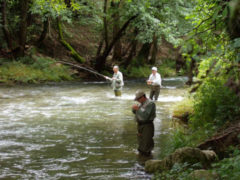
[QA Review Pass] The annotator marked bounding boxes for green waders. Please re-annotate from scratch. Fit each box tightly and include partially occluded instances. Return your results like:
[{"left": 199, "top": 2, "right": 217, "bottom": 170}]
[
  {"left": 150, "top": 85, "right": 160, "bottom": 101},
  {"left": 114, "top": 90, "right": 122, "bottom": 97},
  {"left": 137, "top": 122, "right": 154, "bottom": 155}
]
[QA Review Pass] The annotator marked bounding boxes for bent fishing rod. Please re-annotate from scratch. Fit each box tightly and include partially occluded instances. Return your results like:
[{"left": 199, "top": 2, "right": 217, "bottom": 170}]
[{"left": 58, "top": 61, "right": 111, "bottom": 80}]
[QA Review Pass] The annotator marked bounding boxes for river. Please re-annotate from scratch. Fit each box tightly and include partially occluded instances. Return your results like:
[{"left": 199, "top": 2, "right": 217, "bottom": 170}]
[{"left": 0, "top": 77, "right": 187, "bottom": 179}]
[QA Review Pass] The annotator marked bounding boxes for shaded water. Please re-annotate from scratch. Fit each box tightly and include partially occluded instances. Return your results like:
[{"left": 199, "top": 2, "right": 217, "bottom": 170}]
[{"left": 0, "top": 77, "right": 187, "bottom": 179}]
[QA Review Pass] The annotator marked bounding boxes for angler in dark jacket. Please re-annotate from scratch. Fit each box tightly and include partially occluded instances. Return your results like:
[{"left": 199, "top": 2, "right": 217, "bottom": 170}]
[{"left": 132, "top": 90, "right": 156, "bottom": 156}]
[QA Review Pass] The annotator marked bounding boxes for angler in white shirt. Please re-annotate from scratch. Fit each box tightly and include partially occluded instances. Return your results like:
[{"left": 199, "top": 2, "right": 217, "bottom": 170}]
[{"left": 147, "top": 67, "right": 162, "bottom": 101}]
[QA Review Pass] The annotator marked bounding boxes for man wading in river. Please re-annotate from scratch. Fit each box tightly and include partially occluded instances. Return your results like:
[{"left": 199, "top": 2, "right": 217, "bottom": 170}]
[
  {"left": 147, "top": 67, "right": 162, "bottom": 101},
  {"left": 105, "top": 65, "right": 124, "bottom": 96},
  {"left": 132, "top": 90, "right": 156, "bottom": 156}
]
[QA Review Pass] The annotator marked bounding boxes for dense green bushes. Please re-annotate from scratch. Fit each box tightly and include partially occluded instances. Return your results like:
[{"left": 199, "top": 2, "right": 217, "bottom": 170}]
[
  {"left": 212, "top": 149, "right": 240, "bottom": 179},
  {"left": 0, "top": 57, "right": 73, "bottom": 84},
  {"left": 191, "top": 78, "right": 240, "bottom": 129},
  {"left": 172, "top": 77, "right": 240, "bottom": 149}
]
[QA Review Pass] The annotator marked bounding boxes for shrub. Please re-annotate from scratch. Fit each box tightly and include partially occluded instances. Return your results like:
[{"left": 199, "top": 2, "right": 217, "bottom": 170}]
[
  {"left": 212, "top": 149, "right": 240, "bottom": 180},
  {"left": 190, "top": 78, "right": 240, "bottom": 129},
  {"left": 171, "top": 77, "right": 240, "bottom": 152}
]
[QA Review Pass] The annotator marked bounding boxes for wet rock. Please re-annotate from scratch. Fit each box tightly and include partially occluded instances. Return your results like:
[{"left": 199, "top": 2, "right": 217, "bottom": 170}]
[
  {"left": 202, "top": 150, "right": 217, "bottom": 162},
  {"left": 188, "top": 169, "right": 219, "bottom": 180},
  {"left": 145, "top": 160, "right": 165, "bottom": 173},
  {"left": 145, "top": 147, "right": 217, "bottom": 173}
]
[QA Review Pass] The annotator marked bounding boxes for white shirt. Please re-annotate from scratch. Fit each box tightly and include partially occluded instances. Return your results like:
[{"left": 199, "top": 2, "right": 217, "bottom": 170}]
[{"left": 148, "top": 72, "right": 162, "bottom": 86}]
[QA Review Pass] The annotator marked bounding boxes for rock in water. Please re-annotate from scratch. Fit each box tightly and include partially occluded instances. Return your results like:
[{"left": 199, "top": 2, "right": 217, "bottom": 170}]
[{"left": 145, "top": 147, "right": 217, "bottom": 173}]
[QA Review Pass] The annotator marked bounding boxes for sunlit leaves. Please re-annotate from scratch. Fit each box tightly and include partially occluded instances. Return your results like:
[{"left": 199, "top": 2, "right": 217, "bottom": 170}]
[
  {"left": 233, "top": 38, "right": 240, "bottom": 48},
  {"left": 126, "top": 0, "right": 194, "bottom": 45},
  {"left": 30, "top": 0, "right": 84, "bottom": 22}
]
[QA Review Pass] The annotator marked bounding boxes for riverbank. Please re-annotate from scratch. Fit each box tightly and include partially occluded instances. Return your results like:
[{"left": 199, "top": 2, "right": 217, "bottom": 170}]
[
  {"left": 0, "top": 55, "right": 183, "bottom": 85},
  {"left": 0, "top": 56, "right": 74, "bottom": 84},
  {"left": 149, "top": 120, "right": 240, "bottom": 180},
  {"left": 147, "top": 77, "right": 240, "bottom": 179}
]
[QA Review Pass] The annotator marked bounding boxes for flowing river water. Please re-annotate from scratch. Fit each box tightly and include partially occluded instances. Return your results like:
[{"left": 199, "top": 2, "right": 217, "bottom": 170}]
[{"left": 0, "top": 77, "right": 187, "bottom": 180}]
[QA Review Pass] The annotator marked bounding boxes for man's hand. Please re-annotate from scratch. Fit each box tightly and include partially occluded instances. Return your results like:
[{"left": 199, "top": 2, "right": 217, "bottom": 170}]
[
  {"left": 147, "top": 80, "right": 152, "bottom": 85},
  {"left": 132, "top": 104, "right": 139, "bottom": 111},
  {"left": 105, "top": 76, "right": 112, "bottom": 80}
]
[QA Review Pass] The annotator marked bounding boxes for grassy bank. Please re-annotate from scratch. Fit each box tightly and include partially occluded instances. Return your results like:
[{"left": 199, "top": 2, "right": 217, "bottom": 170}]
[
  {"left": 154, "top": 75, "right": 240, "bottom": 179},
  {"left": 0, "top": 57, "right": 73, "bottom": 84},
  {"left": 172, "top": 78, "right": 240, "bottom": 149}
]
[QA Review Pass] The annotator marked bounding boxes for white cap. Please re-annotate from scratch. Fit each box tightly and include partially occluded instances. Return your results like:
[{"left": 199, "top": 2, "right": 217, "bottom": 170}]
[
  {"left": 113, "top": 65, "right": 119, "bottom": 69},
  {"left": 152, "top": 67, "right": 157, "bottom": 71}
]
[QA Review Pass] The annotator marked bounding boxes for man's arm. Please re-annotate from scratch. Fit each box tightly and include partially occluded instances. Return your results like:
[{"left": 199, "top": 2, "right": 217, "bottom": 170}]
[
  {"left": 105, "top": 76, "right": 113, "bottom": 81},
  {"left": 147, "top": 74, "right": 152, "bottom": 85},
  {"left": 159, "top": 73, "right": 162, "bottom": 86},
  {"left": 132, "top": 104, "right": 139, "bottom": 114}
]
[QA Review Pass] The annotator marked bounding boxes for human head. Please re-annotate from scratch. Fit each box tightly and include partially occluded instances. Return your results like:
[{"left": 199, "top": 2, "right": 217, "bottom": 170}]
[
  {"left": 134, "top": 90, "right": 147, "bottom": 103},
  {"left": 113, "top": 65, "right": 119, "bottom": 73},
  {"left": 152, "top": 67, "right": 157, "bottom": 75}
]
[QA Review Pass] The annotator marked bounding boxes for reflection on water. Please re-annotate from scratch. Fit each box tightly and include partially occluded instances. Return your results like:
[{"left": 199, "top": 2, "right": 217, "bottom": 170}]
[{"left": 0, "top": 77, "right": 187, "bottom": 179}]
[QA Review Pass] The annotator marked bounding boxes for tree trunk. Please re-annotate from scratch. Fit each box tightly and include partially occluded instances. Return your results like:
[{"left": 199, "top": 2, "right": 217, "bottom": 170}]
[
  {"left": 0, "top": 0, "right": 13, "bottom": 51},
  {"left": 96, "top": 36, "right": 104, "bottom": 57},
  {"left": 124, "top": 29, "right": 138, "bottom": 68},
  {"left": 18, "top": 0, "right": 29, "bottom": 57},
  {"left": 149, "top": 34, "right": 158, "bottom": 65},
  {"left": 124, "top": 40, "right": 138, "bottom": 68},
  {"left": 57, "top": 18, "right": 85, "bottom": 63},
  {"left": 103, "top": 0, "right": 109, "bottom": 49},
  {"left": 136, "top": 43, "right": 152, "bottom": 66},
  {"left": 37, "top": 17, "right": 50, "bottom": 45},
  {"left": 176, "top": 52, "right": 186, "bottom": 73},
  {"left": 111, "top": 1, "right": 122, "bottom": 61},
  {"left": 95, "top": 15, "right": 138, "bottom": 71},
  {"left": 186, "top": 58, "right": 196, "bottom": 85}
]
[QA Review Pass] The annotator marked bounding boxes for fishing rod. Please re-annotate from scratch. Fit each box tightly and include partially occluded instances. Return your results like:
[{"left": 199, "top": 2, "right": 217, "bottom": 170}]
[{"left": 58, "top": 61, "right": 111, "bottom": 80}]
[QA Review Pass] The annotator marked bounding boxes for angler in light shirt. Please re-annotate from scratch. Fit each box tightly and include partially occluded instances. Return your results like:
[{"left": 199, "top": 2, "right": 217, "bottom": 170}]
[
  {"left": 147, "top": 67, "right": 162, "bottom": 101},
  {"left": 105, "top": 65, "right": 124, "bottom": 96}
]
